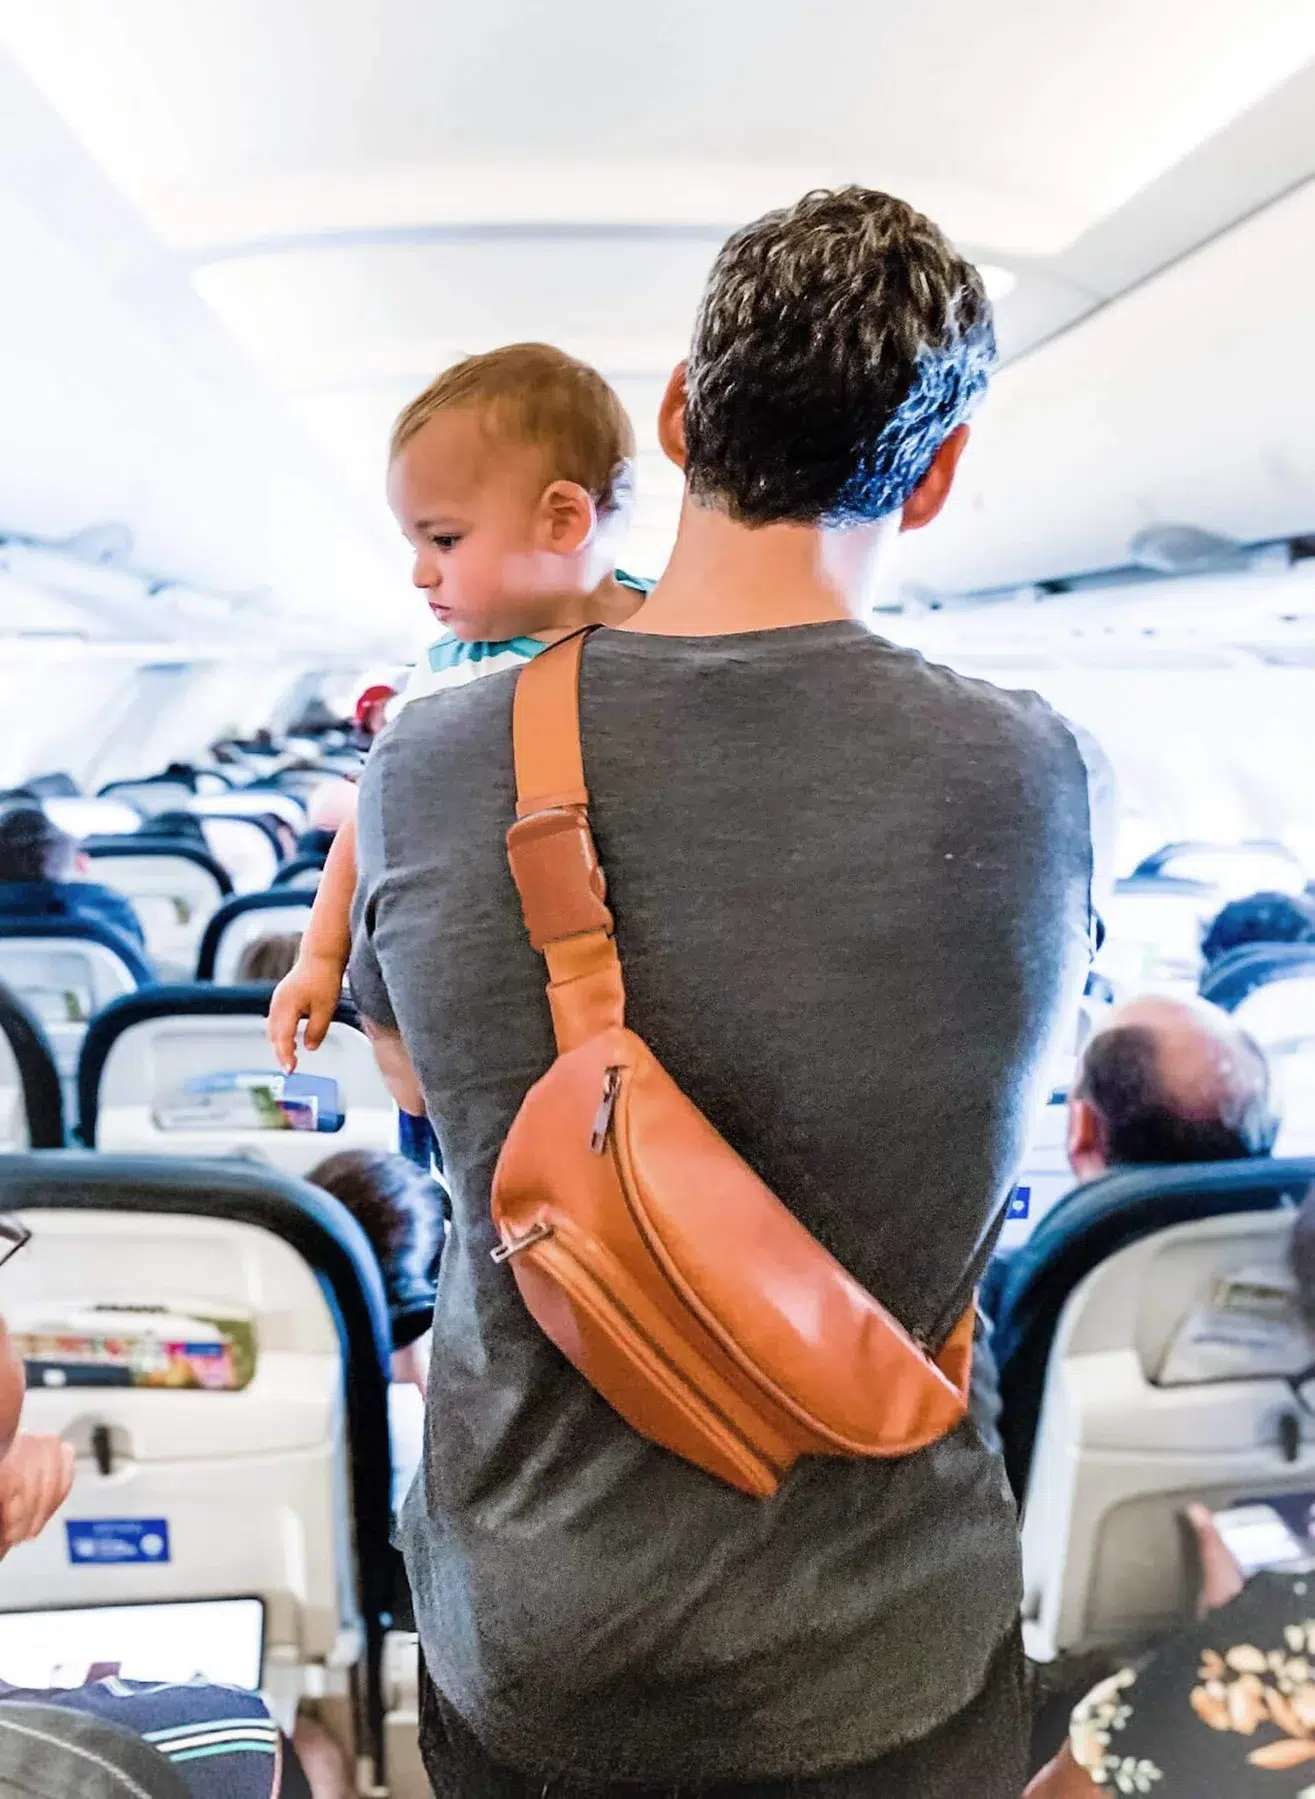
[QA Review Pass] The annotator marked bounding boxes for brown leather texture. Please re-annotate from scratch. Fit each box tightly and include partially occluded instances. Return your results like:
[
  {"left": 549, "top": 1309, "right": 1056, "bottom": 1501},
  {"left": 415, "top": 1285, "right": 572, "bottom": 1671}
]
[{"left": 492, "top": 631, "right": 974, "bottom": 1497}]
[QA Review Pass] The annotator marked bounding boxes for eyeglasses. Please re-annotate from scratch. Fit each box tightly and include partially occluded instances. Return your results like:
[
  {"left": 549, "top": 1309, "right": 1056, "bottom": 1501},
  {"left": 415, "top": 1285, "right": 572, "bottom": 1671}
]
[{"left": 0, "top": 1216, "right": 31, "bottom": 1272}]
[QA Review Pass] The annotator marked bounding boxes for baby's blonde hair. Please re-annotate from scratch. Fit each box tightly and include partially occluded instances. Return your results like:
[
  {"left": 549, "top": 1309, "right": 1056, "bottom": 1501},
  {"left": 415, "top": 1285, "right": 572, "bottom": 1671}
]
[{"left": 390, "top": 343, "right": 636, "bottom": 521}]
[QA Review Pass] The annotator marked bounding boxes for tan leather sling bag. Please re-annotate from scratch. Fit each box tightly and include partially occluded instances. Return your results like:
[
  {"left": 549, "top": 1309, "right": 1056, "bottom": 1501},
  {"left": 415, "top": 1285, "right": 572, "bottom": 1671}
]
[{"left": 491, "top": 630, "right": 974, "bottom": 1497}]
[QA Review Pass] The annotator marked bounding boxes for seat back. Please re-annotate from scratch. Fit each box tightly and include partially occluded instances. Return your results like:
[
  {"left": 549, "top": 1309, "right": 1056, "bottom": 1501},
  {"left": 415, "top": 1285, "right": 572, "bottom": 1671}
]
[
  {"left": 1095, "top": 875, "right": 1216, "bottom": 997},
  {"left": 0, "top": 982, "right": 62, "bottom": 1150},
  {"left": 79, "top": 987, "right": 396, "bottom": 1173},
  {"left": 0, "top": 925, "right": 149, "bottom": 1122},
  {"left": 98, "top": 780, "right": 196, "bottom": 815},
  {"left": 270, "top": 855, "right": 324, "bottom": 891},
  {"left": 197, "top": 892, "right": 316, "bottom": 984},
  {"left": 1201, "top": 943, "right": 1315, "bottom": 1026},
  {"left": 83, "top": 842, "right": 231, "bottom": 982},
  {"left": 1136, "top": 839, "right": 1307, "bottom": 898},
  {"left": 42, "top": 797, "right": 143, "bottom": 839},
  {"left": 191, "top": 791, "right": 307, "bottom": 833},
  {"left": 990, "top": 1157, "right": 1315, "bottom": 1662},
  {"left": 0, "top": 1151, "right": 393, "bottom": 1781},
  {"left": 192, "top": 817, "right": 282, "bottom": 895}
]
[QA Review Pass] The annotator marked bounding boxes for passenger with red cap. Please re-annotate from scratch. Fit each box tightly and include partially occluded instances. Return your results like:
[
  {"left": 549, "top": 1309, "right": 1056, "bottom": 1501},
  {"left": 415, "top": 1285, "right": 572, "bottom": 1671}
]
[{"left": 353, "top": 684, "right": 396, "bottom": 745}]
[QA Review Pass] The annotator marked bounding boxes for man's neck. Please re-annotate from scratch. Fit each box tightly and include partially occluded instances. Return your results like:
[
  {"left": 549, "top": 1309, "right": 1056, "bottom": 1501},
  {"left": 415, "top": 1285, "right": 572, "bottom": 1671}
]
[
  {"left": 530, "top": 569, "right": 643, "bottom": 642},
  {"left": 618, "top": 495, "right": 889, "bottom": 637}
]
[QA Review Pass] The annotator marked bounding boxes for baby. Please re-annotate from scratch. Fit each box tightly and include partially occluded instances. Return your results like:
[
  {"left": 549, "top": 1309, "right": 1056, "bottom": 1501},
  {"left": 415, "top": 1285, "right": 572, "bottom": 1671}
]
[{"left": 268, "top": 343, "right": 647, "bottom": 1072}]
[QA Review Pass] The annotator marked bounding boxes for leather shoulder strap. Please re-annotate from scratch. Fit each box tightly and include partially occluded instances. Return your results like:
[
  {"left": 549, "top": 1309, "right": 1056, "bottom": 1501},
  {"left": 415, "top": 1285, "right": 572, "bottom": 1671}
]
[
  {"left": 513, "top": 629, "right": 591, "bottom": 818},
  {"left": 507, "top": 630, "right": 624, "bottom": 1050}
]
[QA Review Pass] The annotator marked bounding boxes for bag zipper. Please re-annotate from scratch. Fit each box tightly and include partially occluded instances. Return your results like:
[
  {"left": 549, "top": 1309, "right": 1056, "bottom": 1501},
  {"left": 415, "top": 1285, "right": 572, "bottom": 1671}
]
[{"left": 590, "top": 1066, "right": 622, "bottom": 1154}]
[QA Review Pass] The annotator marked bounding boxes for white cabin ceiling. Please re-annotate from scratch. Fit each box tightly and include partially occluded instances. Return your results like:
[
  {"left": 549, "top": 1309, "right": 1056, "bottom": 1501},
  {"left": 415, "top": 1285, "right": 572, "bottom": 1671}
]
[{"left": 1, "top": 0, "right": 1314, "bottom": 610}]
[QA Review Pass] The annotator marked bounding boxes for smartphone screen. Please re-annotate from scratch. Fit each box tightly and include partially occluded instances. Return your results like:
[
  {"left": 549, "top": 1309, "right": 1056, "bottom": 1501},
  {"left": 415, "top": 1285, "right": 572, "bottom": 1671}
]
[{"left": 1211, "top": 1503, "right": 1312, "bottom": 1578}]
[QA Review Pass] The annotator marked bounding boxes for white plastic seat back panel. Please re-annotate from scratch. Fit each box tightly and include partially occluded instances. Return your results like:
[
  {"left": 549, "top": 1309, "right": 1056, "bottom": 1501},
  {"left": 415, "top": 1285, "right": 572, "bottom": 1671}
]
[
  {"left": 1154, "top": 848, "right": 1306, "bottom": 897},
  {"left": 191, "top": 792, "right": 306, "bottom": 832},
  {"left": 1021, "top": 1211, "right": 1315, "bottom": 1662},
  {"left": 0, "top": 1210, "right": 353, "bottom": 1663},
  {"left": 44, "top": 798, "right": 143, "bottom": 839},
  {"left": 1095, "top": 888, "right": 1212, "bottom": 998},
  {"left": 213, "top": 904, "right": 314, "bottom": 986},
  {"left": 89, "top": 855, "right": 225, "bottom": 981},
  {"left": 0, "top": 1027, "right": 25, "bottom": 1152},
  {"left": 1234, "top": 979, "right": 1315, "bottom": 1056},
  {"left": 198, "top": 820, "right": 280, "bottom": 895},
  {"left": 1272, "top": 1052, "right": 1315, "bottom": 1160},
  {"left": 94, "top": 1015, "right": 396, "bottom": 1174},
  {"left": 0, "top": 940, "right": 139, "bottom": 1117}
]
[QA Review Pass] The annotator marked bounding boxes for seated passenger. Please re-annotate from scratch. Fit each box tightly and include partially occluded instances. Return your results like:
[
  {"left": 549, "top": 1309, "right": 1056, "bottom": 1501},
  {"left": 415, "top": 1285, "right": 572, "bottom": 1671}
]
[
  {"left": 1067, "top": 994, "right": 1278, "bottom": 1178},
  {"left": 294, "top": 777, "right": 357, "bottom": 866},
  {"left": 980, "top": 996, "right": 1276, "bottom": 1329},
  {"left": 237, "top": 932, "right": 305, "bottom": 985},
  {"left": 1201, "top": 888, "right": 1315, "bottom": 971},
  {"left": 307, "top": 1149, "right": 442, "bottom": 1522},
  {"left": 0, "top": 806, "right": 146, "bottom": 952},
  {"left": 306, "top": 1148, "right": 442, "bottom": 1391},
  {"left": 1028, "top": 1187, "right": 1315, "bottom": 1796}
]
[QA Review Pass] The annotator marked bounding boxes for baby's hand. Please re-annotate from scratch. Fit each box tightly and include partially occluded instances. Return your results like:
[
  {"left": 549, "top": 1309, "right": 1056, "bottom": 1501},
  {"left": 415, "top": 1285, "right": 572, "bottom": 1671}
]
[
  {"left": 0, "top": 1433, "right": 75, "bottom": 1557},
  {"left": 268, "top": 953, "right": 345, "bottom": 1073}
]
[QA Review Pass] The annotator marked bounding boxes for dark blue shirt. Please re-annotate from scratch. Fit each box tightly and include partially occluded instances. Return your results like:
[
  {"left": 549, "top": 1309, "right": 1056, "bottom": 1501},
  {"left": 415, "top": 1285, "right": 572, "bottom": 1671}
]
[{"left": 0, "top": 880, "right": 147, "bottom": 951}]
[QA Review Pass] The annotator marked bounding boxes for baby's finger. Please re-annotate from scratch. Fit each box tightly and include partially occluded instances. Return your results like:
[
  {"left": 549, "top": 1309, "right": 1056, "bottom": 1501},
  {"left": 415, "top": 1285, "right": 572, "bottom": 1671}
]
[
  {"left": 303, "top": 997, "right": 335, "bottom": 1055},
  {"left": 267, "top": 986, "right": 301, "bottom": 1074}
]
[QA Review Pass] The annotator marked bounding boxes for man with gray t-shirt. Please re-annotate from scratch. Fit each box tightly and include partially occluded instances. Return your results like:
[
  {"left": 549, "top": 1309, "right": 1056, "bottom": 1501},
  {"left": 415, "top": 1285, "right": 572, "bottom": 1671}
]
[{"left": 350, "top": 188, "right": 1101, "bottom": 1797}]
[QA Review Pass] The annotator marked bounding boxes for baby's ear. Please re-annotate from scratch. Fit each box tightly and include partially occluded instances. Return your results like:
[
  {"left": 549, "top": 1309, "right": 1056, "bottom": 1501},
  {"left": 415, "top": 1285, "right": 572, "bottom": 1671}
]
[{"left": 540, "top": 480, "right": 597, "bottom": 553}]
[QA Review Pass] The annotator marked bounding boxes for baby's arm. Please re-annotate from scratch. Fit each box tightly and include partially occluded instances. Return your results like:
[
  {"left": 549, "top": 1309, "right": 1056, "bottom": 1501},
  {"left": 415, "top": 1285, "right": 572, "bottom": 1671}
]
[{"left": 268, "top": 817, "right": 358, "bottom": 1072}]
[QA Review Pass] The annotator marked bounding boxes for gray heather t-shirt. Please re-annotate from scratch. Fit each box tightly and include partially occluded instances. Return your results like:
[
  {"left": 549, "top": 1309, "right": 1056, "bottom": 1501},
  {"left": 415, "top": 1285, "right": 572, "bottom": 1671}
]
[{"left": 349, "top": 620, "right": 1095, "bottom": 1784}]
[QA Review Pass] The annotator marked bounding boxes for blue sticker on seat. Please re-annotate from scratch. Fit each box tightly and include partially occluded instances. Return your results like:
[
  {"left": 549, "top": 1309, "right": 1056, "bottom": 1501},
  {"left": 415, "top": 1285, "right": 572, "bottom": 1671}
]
[
  {"left": 66, "top": 1518, "right": 170, "bottom": 1565},
  {"left": 1007, "top": 1186, "right": 1031, "bottom": 1220}
]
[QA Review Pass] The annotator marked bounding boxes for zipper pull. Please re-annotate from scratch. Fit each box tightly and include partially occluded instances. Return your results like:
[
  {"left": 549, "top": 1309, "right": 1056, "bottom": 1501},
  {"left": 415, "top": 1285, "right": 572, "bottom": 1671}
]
[{"left": 590, "top": 1067, "right": 622, "bottom": 1154}]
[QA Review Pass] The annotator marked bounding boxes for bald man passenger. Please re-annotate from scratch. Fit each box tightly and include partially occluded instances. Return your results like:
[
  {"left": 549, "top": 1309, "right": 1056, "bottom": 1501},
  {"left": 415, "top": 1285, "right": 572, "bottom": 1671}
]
[{"left": 1067, "top": 995, "right": 1279, "bottom": 1178}]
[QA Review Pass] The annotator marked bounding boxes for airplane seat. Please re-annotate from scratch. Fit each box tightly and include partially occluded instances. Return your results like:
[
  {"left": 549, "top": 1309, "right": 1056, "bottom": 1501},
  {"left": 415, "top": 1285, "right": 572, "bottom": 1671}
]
[
  {"left": 82, "top": 839, "right": 232, "bottom": 983},
  {"left": 1200, "top": 942, "right": 1315, "bottom": 1021},
  {"left": 78, "top": 986, "right": 396, "bottom": 1172},
  {"left": 98, "top": 779, "right": 197, "bottom": 817},
  {"left": 270, "top": 854, "right": 326, "bottom": 891},
  {"left": 0, "top": 981, "right": 63, "bottom": 1150},
  {"left": 197, "top": 892, "right": 316, "bottom": 983},
  {"left": 1095, "top": 874, "right": 1217, "bottom": 998},
  {"left": 246, "top": 770, "right": 338, "bottom": 809},
  {"left": 990, "top": 1156, "right": 1315, "bottom": 1664},
  {"left": 190, "top": 815, "right": 282, "bottom": 895},
  {"left": 42, "top": 797, "right": 144, "bottom": 840},
  {"left": 20, "top": 773, "right": 81, "bottom": 799},
  {"left": 0, "top": 1150, "right": 398, "bottom": 1791},
  {"left": 1136, "top": 839, "right": 1307, "bottom": 899},
  {"left": 0, "top": 921, "right": 152, "bottom": 1124},
  {"left": 190, "top": 790, "right": 308, "bottom": 835}
]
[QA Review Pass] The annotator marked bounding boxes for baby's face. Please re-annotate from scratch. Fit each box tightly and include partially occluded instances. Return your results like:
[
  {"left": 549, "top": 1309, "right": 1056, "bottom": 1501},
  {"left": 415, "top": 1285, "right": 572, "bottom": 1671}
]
[{"left": 388, "top": 409, "right": 565, "bottom": 643}]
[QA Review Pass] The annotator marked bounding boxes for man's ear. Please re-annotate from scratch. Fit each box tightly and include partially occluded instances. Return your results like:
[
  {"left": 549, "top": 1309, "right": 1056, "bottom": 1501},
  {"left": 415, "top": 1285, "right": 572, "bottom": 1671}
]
[
  {"left": 75, "top": 850, "right": 90, "bottom": 877},
  {"left": 1066, "top": 1096, "right": 1105, "bottom": 1179},
  {"left": 657, "top": 362, "right": 688, "bottom": 472},
  {"left": 900, "top": 424, "right": 970, "bottom": 532},
  {"left": 538, "top": 480, "right": 596, "bottom": 553}
]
